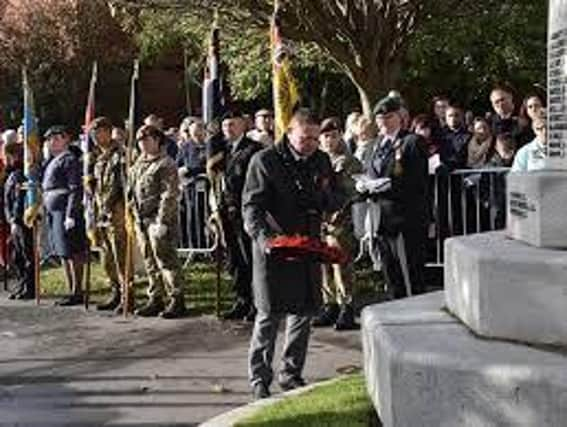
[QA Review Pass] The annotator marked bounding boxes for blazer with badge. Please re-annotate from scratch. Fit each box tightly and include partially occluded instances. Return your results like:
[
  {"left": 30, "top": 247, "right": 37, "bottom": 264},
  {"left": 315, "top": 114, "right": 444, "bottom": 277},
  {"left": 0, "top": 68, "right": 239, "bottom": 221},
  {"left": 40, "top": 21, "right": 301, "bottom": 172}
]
[
  {"left": 367, "top": 129, "right": 429, "bottom": 234},
  {"left": 242, "top": 138, "right": 345, "bottom": 315}
]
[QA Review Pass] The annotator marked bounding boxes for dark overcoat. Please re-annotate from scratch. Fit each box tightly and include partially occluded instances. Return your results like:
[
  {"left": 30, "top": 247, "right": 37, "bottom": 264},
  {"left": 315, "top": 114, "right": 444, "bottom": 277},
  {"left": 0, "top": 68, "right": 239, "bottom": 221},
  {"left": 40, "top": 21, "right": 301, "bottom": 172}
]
[
  {"left": 242, "top": 138, "right": 344, "bottom": 315},
  {"left": 367, "top": 130, "right": 429, "bottom": 235}
]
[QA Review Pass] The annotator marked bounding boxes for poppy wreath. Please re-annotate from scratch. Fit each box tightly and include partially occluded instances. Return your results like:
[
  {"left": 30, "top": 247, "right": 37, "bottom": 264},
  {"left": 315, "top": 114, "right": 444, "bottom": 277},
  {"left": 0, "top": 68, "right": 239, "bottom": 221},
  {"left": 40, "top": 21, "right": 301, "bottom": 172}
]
[{"left": 266, "top": 235, "right": 349, "bottom": 265}]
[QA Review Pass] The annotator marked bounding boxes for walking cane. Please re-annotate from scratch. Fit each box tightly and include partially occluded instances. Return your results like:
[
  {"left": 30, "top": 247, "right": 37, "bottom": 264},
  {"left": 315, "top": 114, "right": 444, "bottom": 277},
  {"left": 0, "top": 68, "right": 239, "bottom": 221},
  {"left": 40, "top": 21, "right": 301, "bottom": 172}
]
[
  {"left": 34, "top": 221, "right": 41, "bottom": 305},
  {"left": 84, "top": 244, "right": 91, "bottom": 310},
  {"left": 3, "top": 226, "right": 8, "bottom": 292},
  {"left": 215, "top": 231, "right": 222, "bottom": 319}
]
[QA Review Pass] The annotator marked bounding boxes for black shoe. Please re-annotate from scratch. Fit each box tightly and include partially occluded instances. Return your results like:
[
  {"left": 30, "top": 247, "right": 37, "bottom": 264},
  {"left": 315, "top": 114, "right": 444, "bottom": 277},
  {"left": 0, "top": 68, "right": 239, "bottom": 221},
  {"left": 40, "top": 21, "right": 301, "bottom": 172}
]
[
  {"left": 223, "top": 301, "right": 250, "bottom": 320},
  {"left": 160, "top": 296, "right": 187, "bottom": 319},
  {"left": 55, "top": 294, "right": 84, "bottom": 306},
  {"left": 252, "top": 382, "right": 271, "bottom": 400},
  {"left": 244, "top": 306, "right": 257, "bottom": 322},
  {"left": 135, "top": 299, "right": 165, "bottom": 317},
  {"left": 334, "top": 304, "right": 357, "bottom": 331},
  {"left": 278, "top": 376, "right": 306, "bottom": 392},
  {"left": 311, "top": 304, "right": 339, "bottom": 327},
  {"left": 97, "top": 290, "right": 121, "bottom": 311},
  {"left": 8, "top": 289, "right": 24, "bottom": 300},
  {"left": 15, "top": 290, "right": 35, "bottom": 300}
]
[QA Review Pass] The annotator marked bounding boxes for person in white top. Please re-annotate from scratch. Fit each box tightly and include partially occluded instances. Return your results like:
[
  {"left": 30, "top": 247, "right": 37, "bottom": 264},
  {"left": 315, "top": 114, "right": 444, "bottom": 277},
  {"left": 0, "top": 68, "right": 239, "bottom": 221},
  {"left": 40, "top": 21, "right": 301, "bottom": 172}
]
[{"left": 511, "top": 117, "right": 547, "bottom": 172}]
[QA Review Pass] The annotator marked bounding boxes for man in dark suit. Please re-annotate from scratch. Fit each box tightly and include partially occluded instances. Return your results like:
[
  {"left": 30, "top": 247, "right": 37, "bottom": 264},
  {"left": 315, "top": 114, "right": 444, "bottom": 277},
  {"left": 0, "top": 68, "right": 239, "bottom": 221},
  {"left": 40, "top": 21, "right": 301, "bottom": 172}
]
[
  {"left": 242, "top": 108, "right": 344, "bottom": 400},
  {"left": 214, "top": 110, "right": 263, "bottom": 320},
  {"left": 367, "top": 96, "right": 429, "bottom": 299}
]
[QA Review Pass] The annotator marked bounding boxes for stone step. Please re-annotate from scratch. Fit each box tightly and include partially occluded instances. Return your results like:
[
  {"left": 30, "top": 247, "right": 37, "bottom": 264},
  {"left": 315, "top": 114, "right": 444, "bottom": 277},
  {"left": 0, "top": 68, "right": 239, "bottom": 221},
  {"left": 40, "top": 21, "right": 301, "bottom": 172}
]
[
  {"left": 361, "top": 292, "right": 567, "bottom": 427},
  {"left": 445, "top": 231, "right": 567, "bottom": 346}
]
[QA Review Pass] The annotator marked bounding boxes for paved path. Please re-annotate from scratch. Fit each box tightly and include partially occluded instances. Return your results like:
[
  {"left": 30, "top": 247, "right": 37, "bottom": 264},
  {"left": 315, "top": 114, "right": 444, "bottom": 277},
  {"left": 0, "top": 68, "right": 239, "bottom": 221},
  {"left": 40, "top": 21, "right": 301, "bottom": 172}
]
[{"left": 0, "top": 297, "right": 362, "bottom": 426}]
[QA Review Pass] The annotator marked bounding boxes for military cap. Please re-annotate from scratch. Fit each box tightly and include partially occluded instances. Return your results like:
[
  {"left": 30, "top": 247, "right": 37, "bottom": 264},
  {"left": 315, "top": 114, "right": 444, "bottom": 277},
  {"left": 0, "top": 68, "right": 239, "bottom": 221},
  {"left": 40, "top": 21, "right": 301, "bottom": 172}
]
[
  {"left": 255, "top": 109, "right": 273, "bottom": 118},
  {"left": 43, "top": 125, "right": 70, "bottom": 139},
  {"left": 222, "top": 109, "right": 244, "bottom": 121},
  {"left": 91, "top": 116, "right": 113, "bottom": 131},
  {"left": 373, "top": 96, "right": 402, "bottom": 116},
  {"left": 320, "top": 117, "right": 342, "bottom": 134}
]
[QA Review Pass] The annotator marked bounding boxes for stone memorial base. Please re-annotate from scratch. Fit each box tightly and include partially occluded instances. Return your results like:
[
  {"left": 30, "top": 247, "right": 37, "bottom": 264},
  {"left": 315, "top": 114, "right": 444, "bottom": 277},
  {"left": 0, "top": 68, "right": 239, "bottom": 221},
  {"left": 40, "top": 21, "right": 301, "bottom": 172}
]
[
  {"left": 445, "top": 232, "right": 567, "bottom": 347},
  {"left": 507, "top": 171, "right": 567, "bottom": 249},
  {"left": 361, "top": 292, "right": 567, "bottom": 427}
]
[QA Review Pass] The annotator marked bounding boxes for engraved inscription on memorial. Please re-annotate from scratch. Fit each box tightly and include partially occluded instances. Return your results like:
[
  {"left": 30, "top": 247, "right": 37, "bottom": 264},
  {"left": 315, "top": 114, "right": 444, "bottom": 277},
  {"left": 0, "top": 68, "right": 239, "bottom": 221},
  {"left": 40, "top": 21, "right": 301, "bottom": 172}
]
[
  {"left": 509, "top": 192, "right": 537, "bottom": 219},
  {"left": 548, "top": 0, "right": 567, "bottom": 160}
]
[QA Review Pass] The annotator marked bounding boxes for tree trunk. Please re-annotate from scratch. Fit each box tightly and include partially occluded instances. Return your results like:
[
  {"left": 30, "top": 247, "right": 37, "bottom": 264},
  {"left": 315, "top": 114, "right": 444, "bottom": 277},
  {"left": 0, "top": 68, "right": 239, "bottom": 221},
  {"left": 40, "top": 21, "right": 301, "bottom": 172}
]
[{"left": 347, "top": 60, "right": 402, "bottom": 117}]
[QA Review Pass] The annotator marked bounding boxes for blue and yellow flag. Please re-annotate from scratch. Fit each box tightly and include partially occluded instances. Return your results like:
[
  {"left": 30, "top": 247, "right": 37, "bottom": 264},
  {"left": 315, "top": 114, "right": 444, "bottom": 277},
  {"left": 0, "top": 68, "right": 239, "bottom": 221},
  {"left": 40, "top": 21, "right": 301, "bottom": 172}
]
[
  {"left": 22, "top": 69, "right": 41, "bottom": 228},
  {"left": 271, "top": 2, "right": 300, "bottom": 141}
]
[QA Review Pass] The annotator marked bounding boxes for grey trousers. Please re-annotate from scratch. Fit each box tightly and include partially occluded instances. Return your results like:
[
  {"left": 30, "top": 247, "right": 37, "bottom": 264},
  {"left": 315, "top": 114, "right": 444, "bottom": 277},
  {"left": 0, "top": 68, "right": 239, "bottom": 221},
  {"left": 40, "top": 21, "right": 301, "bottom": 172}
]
[{"left": 248, "top": 310, "right": 311, "bottom": 387}]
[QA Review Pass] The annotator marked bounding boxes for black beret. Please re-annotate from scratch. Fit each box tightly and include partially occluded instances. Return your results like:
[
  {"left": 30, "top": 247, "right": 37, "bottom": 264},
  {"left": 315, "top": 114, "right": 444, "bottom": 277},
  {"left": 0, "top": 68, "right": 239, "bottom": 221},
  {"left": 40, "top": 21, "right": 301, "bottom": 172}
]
[
  {"left": 43, "top": 125, "right": 70, "bottom": 139},
  {"left": 91, "top": 116, "right": 113, "bottom": 131},
  {"left": 373, "top": 96, "right": 402, "bottom": 116},
  {"left": 222, "top": 109, "right": 244, "bottom": 121},
  {"left": 320, "top": 117, "right": 342, "bottom": 134}
]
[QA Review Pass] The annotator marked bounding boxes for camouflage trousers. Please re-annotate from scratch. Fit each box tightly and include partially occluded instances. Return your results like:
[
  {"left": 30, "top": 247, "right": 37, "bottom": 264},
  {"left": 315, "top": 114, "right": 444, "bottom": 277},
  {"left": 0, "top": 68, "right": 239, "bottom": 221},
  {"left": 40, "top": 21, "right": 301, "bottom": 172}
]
[
  {"left": 321, "top": 229, "right": 355, "bottom": 306},
  {"left": 98, "top": 211, "right": 128, "bottom": 294},
  {"left": 135, "top": 221, "right": 182, "bottom": 300}
]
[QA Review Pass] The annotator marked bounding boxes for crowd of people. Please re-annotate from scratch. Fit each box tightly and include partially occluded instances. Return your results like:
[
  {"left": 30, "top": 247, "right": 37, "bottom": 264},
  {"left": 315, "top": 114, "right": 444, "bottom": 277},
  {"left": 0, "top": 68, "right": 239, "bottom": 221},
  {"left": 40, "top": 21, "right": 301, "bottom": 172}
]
[{"left": 0, "top": 83, "right": 549, "bottom": 399}]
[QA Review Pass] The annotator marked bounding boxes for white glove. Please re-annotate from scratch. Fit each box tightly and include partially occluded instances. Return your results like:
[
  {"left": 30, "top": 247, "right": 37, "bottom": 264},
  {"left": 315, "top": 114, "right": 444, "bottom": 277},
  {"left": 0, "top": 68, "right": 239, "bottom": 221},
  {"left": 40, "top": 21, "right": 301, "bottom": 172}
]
[
  {"left": 355, "top": 180, "right": 368, "bottom": 193},
  {"left": 64, "top": 217, "right": 76, "bottom": 231},
  {"left": 149, "top": 223, "right": 168, "bottom": 239},
  {"left": 10, "top": 223, "right": 20, "bottom": 237}
]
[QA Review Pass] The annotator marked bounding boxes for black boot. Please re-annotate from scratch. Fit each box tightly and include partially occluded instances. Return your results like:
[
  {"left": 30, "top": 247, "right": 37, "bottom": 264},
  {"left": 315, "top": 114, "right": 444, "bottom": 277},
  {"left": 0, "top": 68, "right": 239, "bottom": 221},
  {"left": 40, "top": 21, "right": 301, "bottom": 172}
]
[
  {"left": 135, "top": 298, "right": 165, "bottom": 317},
  {"left": 334, "top": 304, "right": 357, "bottom": 331},
  {"left": 160, "top": 296, "right": 187, "bottom": 319},
  {"left": 223, "top": 300, "right": 250, "bottom": 320},
  {"left": 97, "top": 285, "right": 121, "bottom": 311},
  {"left": 311, "top": 304, "right": 339, "bottom": 327}
]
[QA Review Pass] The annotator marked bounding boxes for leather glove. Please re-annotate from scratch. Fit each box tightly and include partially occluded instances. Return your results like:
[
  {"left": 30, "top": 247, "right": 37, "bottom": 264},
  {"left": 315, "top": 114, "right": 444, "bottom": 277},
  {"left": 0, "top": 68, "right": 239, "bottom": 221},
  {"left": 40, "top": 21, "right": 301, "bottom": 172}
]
[
  {"left": 149, "top": 223, "right": 168, "bottom": 239},
  {"left": 64, "top": 217, "right": 76, "bottom": 231}
]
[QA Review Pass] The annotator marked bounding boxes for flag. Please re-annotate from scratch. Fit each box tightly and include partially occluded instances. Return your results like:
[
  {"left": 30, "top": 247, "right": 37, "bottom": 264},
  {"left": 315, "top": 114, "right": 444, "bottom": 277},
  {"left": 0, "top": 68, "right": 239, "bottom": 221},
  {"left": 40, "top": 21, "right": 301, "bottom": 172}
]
[
  {"left": 203, "top": 13, "right": 226, "bottom": 199},
  {"left": 83, "top": 61, "right": 98, "bottom": 246},
  {"left": 125, "top": 59, "right": 140, "bottom": 238},
  {"left": 202, "top": 14, "right": 225, "bottom": 126},
  {"left": 271, "top": 3, "right": 300, "bottom": 141},
  {"left": 22, "top": 69, "right": 41, "bottom": 228}
]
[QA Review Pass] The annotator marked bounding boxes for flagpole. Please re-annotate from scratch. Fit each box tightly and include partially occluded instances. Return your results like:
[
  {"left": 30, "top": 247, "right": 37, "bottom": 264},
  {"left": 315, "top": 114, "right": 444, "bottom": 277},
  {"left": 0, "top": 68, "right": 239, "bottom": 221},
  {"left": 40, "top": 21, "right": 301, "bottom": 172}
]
[
  {"left": 83, "top": 61, "right": 97, "bottom": 311},
  {"left": 34, "top": 221, "right": 41, "bottom": 305},
  {"left": 124, "top": 59, "right": 139, "bottom": 318}
]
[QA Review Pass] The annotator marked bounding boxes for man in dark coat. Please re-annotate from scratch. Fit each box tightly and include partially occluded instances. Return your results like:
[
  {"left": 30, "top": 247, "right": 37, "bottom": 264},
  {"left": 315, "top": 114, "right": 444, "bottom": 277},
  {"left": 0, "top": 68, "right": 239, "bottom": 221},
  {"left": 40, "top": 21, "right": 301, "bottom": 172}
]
[
  {"left": 367, "top": 96, "right": 429, "bottom": 299},
  {"left": 210, "top": 110, "right": 263, "bottom": 320},
  {"left": 440, "top": 105, "right": 471, "bottom": 171},
  {"left": 242, "top": 109, "right": 344, "bottom": 400}
]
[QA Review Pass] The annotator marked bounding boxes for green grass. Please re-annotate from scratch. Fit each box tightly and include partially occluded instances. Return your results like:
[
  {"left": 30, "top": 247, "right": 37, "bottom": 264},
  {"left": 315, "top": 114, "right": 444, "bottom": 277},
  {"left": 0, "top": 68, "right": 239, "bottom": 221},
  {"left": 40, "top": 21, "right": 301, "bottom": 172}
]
[
  {"left": 40, "top": 256, "right": 234, "bottom": 315},
  {"left": 235, "top": 374, "right": 377, "bottom": 427},
  {"left": 40, "top": 253, "right": 383, "bottom": 316}
]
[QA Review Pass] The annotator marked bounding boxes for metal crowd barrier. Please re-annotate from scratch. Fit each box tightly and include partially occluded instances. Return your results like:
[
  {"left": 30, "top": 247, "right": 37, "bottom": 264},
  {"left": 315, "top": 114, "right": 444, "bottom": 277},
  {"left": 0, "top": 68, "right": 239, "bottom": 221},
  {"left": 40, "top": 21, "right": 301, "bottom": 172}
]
[
  {"left": 176, "top": 168, "right": 510, "bottom": 269},
  {"left": 427, "top": 167, "right": 510, "bottom": 266},
  {"left": 177, "top": 174, "right": 218, "bottom": 265}
]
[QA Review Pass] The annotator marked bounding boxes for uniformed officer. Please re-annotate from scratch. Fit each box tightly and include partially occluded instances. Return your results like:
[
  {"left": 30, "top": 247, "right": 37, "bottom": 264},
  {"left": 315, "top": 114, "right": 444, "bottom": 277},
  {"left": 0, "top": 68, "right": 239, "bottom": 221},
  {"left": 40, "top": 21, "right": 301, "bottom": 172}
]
[
  {"left": 313, "top": 117, "right": 362, "bottom": 330},
  {"left": 213, "top": 110, "right": 263, "bottom": 321},
  {"left": 90, "top": 117, "right": 129, "bottom": 313},
  {"left": 366, "top": 96, "right": 429, "bottom": 299},
  {"left": 3, "top": 141, "right": 35, "bottom": 300},
  {"left": 242, "top": 108, "right": 344, "bottom": 400},
  {"left": 128, "top": 124, "right": 186, "bottom": 318},
  {"left": 42, "top": 125, "right": 88, "bottom": 305}
]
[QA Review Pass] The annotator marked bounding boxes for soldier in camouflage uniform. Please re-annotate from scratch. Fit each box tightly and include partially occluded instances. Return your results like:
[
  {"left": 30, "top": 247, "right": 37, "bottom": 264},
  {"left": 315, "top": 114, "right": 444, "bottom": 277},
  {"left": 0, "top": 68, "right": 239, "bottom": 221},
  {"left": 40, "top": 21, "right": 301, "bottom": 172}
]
[
  {"left": 314, "top": 118, "right": 363, "bottom": 330},
  {"left": 128, "top": 125, "right": 186, "bottom": 318},
  {"left": 90, "top": 117, "right": 129, "bottom": 313}
]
